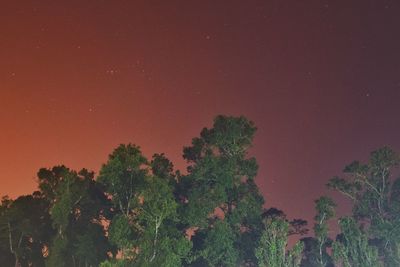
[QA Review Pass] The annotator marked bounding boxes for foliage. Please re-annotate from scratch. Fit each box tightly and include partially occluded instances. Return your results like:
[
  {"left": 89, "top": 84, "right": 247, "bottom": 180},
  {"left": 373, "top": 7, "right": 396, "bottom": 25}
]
[
  {"left": 99, "top": 144, "right": 190, "bottom": 266},
  {"left": 181, "top": 115, "right": 265, "bottom": 266},
  {"left": 41, "top": 166, "right": 112, "bottom": 267},
  {"left": 98, "top": 144, "right": 148, "bottom": 217},
  {"left": 255, "top": 215, "right": 303, "bottom": 267},
  {"left": 312, "top": 196, "right": 335, "bottom": 267},
  {"left": 4, "top": 116, "right": 400, "bottom": 267},
  {"left": 327, "top": 147, "right": 400, "bottom": 265},
  {"left": 0, "top": 193, "right": 52, "bottom": 267},
  {"left": 332, "top": 217, "right": 380, "bottom": 267}
]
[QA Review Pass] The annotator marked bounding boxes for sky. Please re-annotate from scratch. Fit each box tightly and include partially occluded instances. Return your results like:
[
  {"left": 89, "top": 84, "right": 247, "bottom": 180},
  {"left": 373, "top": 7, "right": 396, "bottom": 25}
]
[{"left": 1, "top": 0, "right": 400, "bottom": 226}]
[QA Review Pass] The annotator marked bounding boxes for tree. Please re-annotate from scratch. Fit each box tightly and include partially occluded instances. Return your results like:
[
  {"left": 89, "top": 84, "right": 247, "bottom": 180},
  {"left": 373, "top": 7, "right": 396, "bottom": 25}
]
[
  {"left": 98, "top": 144, "right": 148, "bottom": 261},
  {"left": 327, "top": 147, "right": 400, "bottom": 265},
  {"left": 332, "top": 217, "right": 379, "bottom": 267},
  {"left": 313, "top": 197, "right": 335, "bottom": 267},
  {"left": 133, "top": 175, "right": 191, "bottom": 266},
  {"left": 98, "top": 145, "right": 148, "bottom": 218},
  {"left": 200, "top": 220, "right": 238, "bottom": 267},
  {"left": 255, "top": 215, "right": 303, "bottom": 267},
  {"left": 99, "top": 144, "right": 190, "bottom": 266},
  {"left": 261, "top": 208, "right": 308, "bottom": 237},
  {"left": 41, "top": 166, "right": 112, "bottom": 267},
  {"left": 0, "top": 193, "right": 52, "bottom": 267},
  {"left": 181, "top": 115, "right": 265, "bottom": 266},
  {"left": 256, "top": 208, "right": 306, "bottom": 267}
]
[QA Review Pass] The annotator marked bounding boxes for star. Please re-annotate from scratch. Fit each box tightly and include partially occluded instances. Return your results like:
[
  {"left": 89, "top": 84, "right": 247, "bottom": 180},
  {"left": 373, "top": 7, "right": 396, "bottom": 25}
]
[{"left": 106, "top": 69, "right": 119, "bottom": 75}]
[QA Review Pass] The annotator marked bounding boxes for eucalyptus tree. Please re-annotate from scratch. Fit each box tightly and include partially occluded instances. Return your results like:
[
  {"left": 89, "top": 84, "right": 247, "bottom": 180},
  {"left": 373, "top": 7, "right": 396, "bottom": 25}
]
[
  {"left": 332, "top": 217, "right": 379, "bottom": 267},
  {"left": 313, "top": 197, "right": 335, "bottom": 267},
  {"left": 327, "top": 147, "right": 400, "bottom": 265},
  {"left": 255, "top": 209, "right": 304, "bottom": 267}
]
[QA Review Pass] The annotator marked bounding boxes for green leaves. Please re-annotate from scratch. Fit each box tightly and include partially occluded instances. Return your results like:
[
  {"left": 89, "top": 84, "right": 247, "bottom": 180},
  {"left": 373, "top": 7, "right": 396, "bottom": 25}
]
[
  {"left": 181, "top": 115, "right": 264, "bottom": 266},
  {"left": 183, "top": 115, "right": 257, "bottom": 163},
  {"left": 98, "top": 144, "right": 148, "bottom": 216},
  {"left": 315, "top": 197, "right": 336, "bottom": 223},
  {"left": 256, "top": 216, "right": 303, "bottom": 267},
  {"left": 108, "top": 215, "right": 135, "bottom": 253},
  {"left": 98, "top": 143, "right": 192, "bottom": 266},
  {"left": 312, "top": 197, "right": 336, "bottom": 267},
  {"left": 140, "top": 176, "right": 177, "bottom": 226},
  {"left": 332, "top": 217, "right": 379, "bottom": 267},
  {"left": 36, "top": 165, "right": 112, "bottom": 266},
  {"left": 204, "top": 115, "right": 257, "bottom": 158},
  {"left": 328, "top": 147, "right": 400, "bottom": 266},
  {"left": 200, "top": 221, "right": 238, "bottom": 267}
]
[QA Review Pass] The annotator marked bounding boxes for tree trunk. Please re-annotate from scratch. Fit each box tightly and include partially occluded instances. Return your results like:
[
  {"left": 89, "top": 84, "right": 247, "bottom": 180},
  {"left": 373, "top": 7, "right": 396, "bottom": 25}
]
[
  {"left": 150, "top": 217, "right": 160, "bottom": 262},
  {"left": 7, "top": 222, "right": 20, "bottom": 267}
]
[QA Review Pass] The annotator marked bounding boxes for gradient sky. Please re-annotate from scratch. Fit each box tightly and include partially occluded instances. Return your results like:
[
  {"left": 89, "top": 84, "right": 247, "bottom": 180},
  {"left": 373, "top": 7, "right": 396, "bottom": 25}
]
[{"left": 1, "top": 1, "right": 400, "bottom": 225}]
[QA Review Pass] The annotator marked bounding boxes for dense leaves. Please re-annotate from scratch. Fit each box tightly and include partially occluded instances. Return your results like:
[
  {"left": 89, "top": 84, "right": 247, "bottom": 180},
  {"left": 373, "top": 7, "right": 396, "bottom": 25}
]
[
  {"left": 332, "top": 217, "right": 379, "bottom": 267},
  {"left": 255, "top": 216, "right": 303, "bottom": 267},
  {"left": 182, "top": 115, "right": 265, "bottom": 266},
  {"left": 98, "top": 144, "right": 190, "bottom": 266},
  {"left": 328, "top": 147, "right": 400, "bottom": 266},
  {"left": 0, "top": 193, "right": 52, "bottom": 267}
]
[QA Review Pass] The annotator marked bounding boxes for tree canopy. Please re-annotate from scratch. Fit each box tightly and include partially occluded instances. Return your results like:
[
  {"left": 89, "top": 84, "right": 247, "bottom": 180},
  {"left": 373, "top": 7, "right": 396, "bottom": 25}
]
[{"left": 0, "top": 115, "right": 399, "bottom": 266}]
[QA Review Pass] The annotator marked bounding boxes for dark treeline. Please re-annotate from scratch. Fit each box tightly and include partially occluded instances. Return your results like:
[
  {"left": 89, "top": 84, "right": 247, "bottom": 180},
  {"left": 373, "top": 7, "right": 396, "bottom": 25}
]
[{"left": 1, "top": 115, "right": 399, "bottom": 267}]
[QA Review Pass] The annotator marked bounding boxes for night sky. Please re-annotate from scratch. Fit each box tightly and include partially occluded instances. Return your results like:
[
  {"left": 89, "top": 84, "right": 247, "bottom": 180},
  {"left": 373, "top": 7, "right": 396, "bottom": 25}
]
[{"left": 1, "top": 1, "right": 400, "bottom": 225}]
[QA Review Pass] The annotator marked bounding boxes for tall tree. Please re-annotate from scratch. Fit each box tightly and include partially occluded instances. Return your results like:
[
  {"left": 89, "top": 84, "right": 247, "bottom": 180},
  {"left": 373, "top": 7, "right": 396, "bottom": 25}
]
[
  {"left": 327, "top": 147, "right": 400, "bottom": 265},
  {"left": 181, "top": 115, "right": 264, "bottom": 266},
  {"left": 313, "top": 197, "right": 335, "bottom": 267},
  {"left": 98, "top": 144, "right": 148, "bottom": 260}
]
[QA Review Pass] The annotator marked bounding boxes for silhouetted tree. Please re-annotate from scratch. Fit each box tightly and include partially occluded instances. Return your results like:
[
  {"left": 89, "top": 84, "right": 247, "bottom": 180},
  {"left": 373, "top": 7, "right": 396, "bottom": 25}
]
[{"left": 0, "top": 193, "right": 52, "bottom": 267}]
